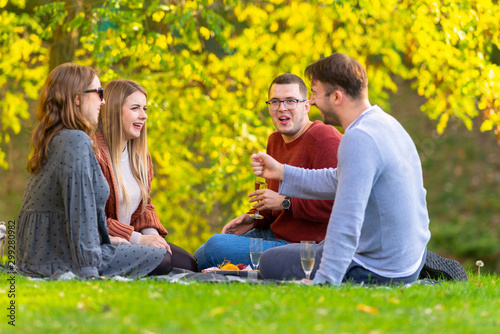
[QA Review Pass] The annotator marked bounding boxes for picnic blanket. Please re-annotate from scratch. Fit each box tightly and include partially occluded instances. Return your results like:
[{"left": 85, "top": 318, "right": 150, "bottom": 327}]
[
  {"left": 0, "top": 264, "right": 440, "bottom": 287},
  {"left": 9, "top": 268, "right": 269, "bottom": 284}
]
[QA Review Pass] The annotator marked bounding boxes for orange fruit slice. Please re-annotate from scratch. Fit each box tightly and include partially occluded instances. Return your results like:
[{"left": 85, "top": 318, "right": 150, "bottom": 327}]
[{"left": 220, "top": 263, "right": 240, "bottom": 270}]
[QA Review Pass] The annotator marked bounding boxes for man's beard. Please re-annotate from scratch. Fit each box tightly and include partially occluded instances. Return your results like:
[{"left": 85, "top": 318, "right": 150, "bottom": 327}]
[{"left": 321, "top": 108, "right": 341, "bottom": 127}]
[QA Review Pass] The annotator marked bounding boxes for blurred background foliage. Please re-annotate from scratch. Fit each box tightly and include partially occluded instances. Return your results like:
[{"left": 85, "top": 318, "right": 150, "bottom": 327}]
[{"left": 1, "top": 0, "right": 499, "bottom": 272}]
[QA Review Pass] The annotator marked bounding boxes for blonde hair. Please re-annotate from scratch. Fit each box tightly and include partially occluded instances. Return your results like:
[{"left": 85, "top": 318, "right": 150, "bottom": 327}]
[
  {"left": 28, "top": 63, "right": 97, "bottom": 174},
  {"left": 98, "top": 79, "right": 149, "bottom": 211}
]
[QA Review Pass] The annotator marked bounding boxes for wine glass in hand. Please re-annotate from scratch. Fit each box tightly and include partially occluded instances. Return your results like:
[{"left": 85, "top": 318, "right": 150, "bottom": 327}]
[
  {"left": 250, "top": 238, "right": 263, "bottom": 270},
  {"left": 300, "top": 241, "right": 316, "bottom": 280},
  {"left": 249, "top": 176, "right": 267, "bottom": 219}
]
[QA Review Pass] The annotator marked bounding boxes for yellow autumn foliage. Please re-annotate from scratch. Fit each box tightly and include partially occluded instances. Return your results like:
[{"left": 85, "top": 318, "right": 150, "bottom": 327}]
[{"left": 1, "top": 0, "right": 499, "bottom": 251}]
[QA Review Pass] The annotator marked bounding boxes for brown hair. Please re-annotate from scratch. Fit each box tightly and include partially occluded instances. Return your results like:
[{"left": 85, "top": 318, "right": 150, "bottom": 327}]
[
  {"left": 305, "top": 53, "right": 367, "bottom": 99},
  {"left": 28, "top": 63, "right": 97, "bottom": 174},
  {"left": 268, "top": 73, "right": 308, "bottom": 99},
  {"left": 98, "top": 79, "right": 149, "bottom": 210}
]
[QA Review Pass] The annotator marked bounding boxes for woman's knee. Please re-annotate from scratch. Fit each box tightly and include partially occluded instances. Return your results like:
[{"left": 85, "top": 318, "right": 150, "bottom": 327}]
[
  {"left": 148, "top": 252, "right": 173, "bottom": 276},
  {"left": 169, "top": 242, "right": 199, "bottom": 272}
]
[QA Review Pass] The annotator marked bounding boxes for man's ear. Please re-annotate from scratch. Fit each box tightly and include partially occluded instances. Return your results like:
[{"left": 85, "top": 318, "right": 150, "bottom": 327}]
[
  {"left": 304, "top": 100, "right": 311, "bottom": 113},
  {"left": 75, "top": 94, "right": 81, "bottom": 107},
  {"left": 332, "top": 90, "right": 343, "bottom": 105}
]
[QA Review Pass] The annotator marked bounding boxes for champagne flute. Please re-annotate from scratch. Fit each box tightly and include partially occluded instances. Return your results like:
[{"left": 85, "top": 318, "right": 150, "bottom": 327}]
[
  {"left": 249, "top": 238, "right": 263, "bottom": 270},
  {"left": 249, "top": 176, "right": 267, "bottom": 219},
  {"left": 300, "top": 241, "right": 316, "bottom": 280}
]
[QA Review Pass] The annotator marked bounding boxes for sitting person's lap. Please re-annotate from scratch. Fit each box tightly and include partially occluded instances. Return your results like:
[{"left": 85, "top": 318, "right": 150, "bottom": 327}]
[
  {"left": 259, "top": 243, "right": 425, "bottom": 285},
  {"left": 194, "top": 229, "right": 289, "bottom": 270},
  {"left": 259, "top": 243, "right": 323, "bottom": 280}
]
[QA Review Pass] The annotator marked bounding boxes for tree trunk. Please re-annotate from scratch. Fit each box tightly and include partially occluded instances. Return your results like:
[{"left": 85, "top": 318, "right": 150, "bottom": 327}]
[{"left": 49, "top": 0, "right": 80, "bottom": 71}]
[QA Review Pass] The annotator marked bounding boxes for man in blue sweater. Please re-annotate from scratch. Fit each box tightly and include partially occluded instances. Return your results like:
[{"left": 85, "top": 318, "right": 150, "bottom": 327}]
[{"left": 253, "top": 53, "right": 467, "bottom": 284}]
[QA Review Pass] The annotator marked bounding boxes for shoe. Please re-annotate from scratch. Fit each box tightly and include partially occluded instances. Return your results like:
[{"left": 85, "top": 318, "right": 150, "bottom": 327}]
[{"left": 419, "top": 250, "right": 468, "bottom": 281}]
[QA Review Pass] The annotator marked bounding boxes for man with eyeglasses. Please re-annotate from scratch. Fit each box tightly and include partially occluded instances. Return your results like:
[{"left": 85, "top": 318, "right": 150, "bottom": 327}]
[
  {"left": 193, "top": 73, "right": 343, "bottom": 270},
  {"left": 253, "top": 53, "right": 467, "bottom": 284}
]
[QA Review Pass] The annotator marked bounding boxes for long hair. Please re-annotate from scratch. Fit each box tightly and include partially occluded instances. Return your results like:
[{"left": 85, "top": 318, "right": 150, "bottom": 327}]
[
  {"left": 28, "top": 63, "right": 97, "bottom": 174},
  {"left": 98, "top": 79, "right": 149, "bottom": 211}
]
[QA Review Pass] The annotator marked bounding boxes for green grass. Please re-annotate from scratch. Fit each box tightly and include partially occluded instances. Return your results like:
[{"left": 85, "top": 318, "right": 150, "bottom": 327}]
[{"left": 1, "top": 271, "right": 499, "bottom": 334}]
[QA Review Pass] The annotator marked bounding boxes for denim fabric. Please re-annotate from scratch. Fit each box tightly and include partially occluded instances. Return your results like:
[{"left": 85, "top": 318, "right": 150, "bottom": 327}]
[
  {"left": 193, "top": 229, "right": 290, "bottom": 270},
  {"left": 260, "top": 243, "right": 426, "bottom": 285},
  {"left": 343, "top": 249, "right": 426, "bottom": 285}
]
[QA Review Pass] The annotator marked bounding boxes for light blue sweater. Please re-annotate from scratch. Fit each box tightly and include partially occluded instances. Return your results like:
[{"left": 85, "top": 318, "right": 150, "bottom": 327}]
[{"left": 279, "top": 106, "right": 430, "bottom": 284}]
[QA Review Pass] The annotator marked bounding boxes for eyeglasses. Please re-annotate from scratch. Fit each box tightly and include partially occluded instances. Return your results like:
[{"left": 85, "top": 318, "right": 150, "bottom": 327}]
[
  {"left": 265, "top": 99, "right": 307, "bottom": 111},
  {"left": 83, "top": 87, "right": 104, "bottom": 101}
]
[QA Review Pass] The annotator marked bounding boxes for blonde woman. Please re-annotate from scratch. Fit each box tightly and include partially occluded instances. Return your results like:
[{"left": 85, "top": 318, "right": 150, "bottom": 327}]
[
  {"left": 17, "top": 63, "right": 171, "bottom": 278},
  {"left": 96, "top": 79, "right": 197, "bottom": 271}
]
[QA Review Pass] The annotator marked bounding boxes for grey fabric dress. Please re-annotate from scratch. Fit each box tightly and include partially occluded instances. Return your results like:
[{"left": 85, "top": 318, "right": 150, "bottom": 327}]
[{"left": 16, "top": 129, "right": 166, "bottom": 278}]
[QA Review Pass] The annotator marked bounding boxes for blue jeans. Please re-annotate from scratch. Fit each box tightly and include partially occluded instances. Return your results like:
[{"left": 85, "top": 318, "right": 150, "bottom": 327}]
[
  {"left": 260, "top": 243, "right": 426, "bottom": 285},
  {"left": 193, "top": 229, "right": 290, "bottom": 270},
  {"left": 343, "top": 250, "right": 426, "bottom": 285}
]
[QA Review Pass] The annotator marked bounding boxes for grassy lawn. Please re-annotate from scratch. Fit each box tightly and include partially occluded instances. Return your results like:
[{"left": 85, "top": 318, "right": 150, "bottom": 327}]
[{"left": 1, "top": 270, "right": 499, "bottom": 333}]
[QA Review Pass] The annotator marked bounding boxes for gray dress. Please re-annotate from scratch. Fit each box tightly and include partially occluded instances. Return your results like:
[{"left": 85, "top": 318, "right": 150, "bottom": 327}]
[{"left": 16, "top": 129, "right": 166, "bottom": 278}]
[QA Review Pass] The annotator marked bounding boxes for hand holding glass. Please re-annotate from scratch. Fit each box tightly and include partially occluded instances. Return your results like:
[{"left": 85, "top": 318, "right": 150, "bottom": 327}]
[
  {"left": 249, "top": 176, "right": 267, "bottom": 219},
  {"left": 300, "top": 241, "right": 316, "bottom": 280},
  {"left": 250, "top": 238, "right": 263, "bottom": 270}
]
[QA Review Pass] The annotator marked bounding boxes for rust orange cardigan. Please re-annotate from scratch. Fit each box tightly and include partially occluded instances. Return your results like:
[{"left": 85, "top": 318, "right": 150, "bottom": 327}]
[{"left": 95, "top": 131, "right": 168, "bottom": 240}]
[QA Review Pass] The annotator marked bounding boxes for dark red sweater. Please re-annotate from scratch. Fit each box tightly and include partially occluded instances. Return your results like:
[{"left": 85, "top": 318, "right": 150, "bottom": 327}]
[{"left": 253, "top": 121, "right": 342, "bottom": 243}]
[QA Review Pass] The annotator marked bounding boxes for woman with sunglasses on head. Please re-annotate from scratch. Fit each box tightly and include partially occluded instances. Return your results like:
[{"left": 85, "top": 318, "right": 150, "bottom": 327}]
[
  {"left": 17, "top": 63, "right": 173, "bottom": 278},
  {"left": 95, "top": 79, "right": 198, "bottom": 272}
]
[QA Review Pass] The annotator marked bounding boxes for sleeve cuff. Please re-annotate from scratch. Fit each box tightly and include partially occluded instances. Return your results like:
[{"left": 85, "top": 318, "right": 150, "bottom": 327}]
[
  {"left": 141, "top": 228, "right": 159, "bottom": 235},
  {"left": 130, "top": 231, "right": 142, "bottom": 245},
  {"left": 278, "top": 164, "right": 290, "bottom": 196},
  {"left": 312, "top": 271, "right": 340, "bottom": 286}
]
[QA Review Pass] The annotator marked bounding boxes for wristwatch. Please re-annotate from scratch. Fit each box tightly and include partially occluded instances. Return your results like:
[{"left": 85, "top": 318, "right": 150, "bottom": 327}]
[{"left": 281, "top": 196, "right": 291, "bottom": 210}]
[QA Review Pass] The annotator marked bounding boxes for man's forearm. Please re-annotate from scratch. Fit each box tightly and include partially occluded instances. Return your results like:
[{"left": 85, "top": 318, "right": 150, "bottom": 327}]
[{"left": 279, "top": 165, "right": 338, "bottom": 200}]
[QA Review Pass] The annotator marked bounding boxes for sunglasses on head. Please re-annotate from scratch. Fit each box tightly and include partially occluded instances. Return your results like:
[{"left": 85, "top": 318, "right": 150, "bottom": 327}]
[{"left": 83, "top": 87, "right": 104, "bottom": 101}]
